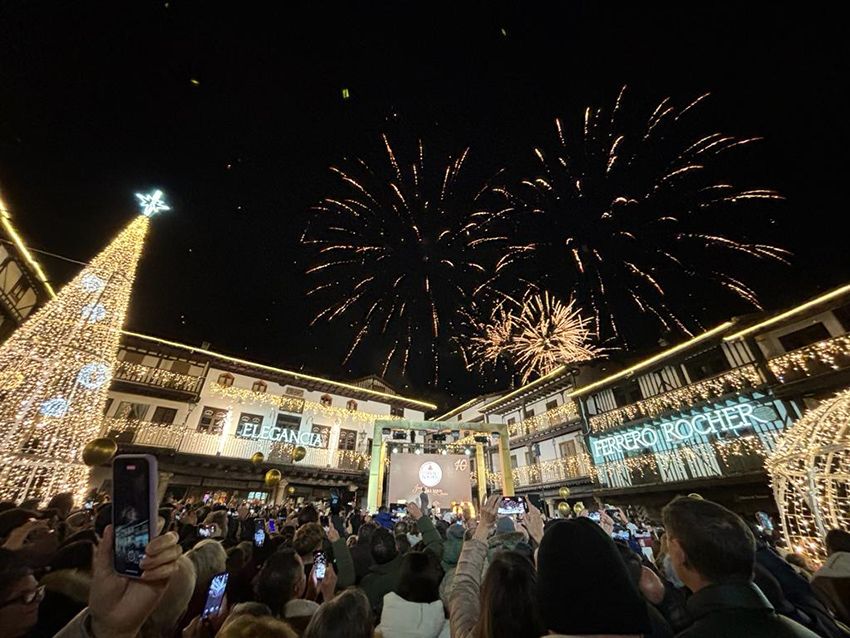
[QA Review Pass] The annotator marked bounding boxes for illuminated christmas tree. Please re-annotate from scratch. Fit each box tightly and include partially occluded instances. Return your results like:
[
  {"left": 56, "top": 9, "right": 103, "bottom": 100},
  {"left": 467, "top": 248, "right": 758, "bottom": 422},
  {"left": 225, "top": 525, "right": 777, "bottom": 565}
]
[{"left": 0, "top": 190, "right": 168, "bottom": 503}]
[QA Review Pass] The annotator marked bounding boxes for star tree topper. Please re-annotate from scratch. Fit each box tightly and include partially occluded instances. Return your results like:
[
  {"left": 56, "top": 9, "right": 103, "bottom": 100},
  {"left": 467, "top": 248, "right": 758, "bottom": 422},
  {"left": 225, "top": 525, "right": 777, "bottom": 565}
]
[{"left": 136, "top": 189, "right": 170, "bottom": 217}]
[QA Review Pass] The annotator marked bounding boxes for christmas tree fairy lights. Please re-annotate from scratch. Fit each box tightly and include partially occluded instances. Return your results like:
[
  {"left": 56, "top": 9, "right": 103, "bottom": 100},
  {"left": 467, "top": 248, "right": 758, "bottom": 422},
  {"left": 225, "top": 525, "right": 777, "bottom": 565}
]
[{"left": 0, "top": 191, "right": 166, "bottom": 504}]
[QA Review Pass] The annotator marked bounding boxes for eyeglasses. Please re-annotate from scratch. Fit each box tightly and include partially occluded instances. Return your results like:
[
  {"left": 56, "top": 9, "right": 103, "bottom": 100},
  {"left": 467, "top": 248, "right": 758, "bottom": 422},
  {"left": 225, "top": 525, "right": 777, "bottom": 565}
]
[{"left": 0, "top": 585, "right": 45, "bottom": 608}]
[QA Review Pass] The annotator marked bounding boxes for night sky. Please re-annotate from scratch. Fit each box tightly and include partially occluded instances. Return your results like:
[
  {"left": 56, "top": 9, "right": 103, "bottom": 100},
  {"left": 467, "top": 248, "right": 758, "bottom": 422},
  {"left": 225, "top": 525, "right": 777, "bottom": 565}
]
[{"left": 0, "top": 2, "right": 847, "bottom": 411}]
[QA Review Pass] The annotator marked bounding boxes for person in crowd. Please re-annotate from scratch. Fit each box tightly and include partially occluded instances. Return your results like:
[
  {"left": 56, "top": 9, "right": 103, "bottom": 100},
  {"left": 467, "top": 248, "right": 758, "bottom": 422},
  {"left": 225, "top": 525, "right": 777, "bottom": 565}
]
[
  {"left": 139, "top": 554, "right": 195, "bottom": 638},
  {"left": 374, "top": 506, "right": 394, "bottom": 530},
  {"left": 350, "top": 522, "right": 378, "bottom": 584},
  {"left": 377, "top": 550, "right": 449, "bottom": 638},
  {"left": 31, "top": 540, "right": 94, "bottom": 637},
  {"left": 486, "top": 515, "right": 527, "bottom": 561},
  {"left": 395, "top": 533, "right": 412, "bottom": 556},
  {"left": 662, "top": 495, "right": 819, "bottom": 637},
  {"left": 613, "top": 540, "right": 675, "bottom": 637},
  {"left": 303, "top": 588, "right": 373, "bottom": 638},
  {"left": 785, "top": 553, "right": 816, "bottom": 579},
  {"left": 360, "top": 502, "right": 442, "bottom": 617},
  {"left": 217, "top": 613, "right": 298, "bottom": 638},
  {"left": 438, "top": 521, "right": 464, "bottom": 606},
  {"left": 536, "top": 515, "right": 651, "bottom": 637},
  {"left": 0, "top": 549, "right": 44, "bottom": 638},
  {"left": 450, "top": 495, "right": 545, "bottom": 638},
  {"left": 202, "top": 510, "right": 229, "bottom": 540},
  {"left": 45, "top": 494, "right": 75, "bottom": 522},
  {"left": 811, "top": 529, "right": 850, "bottom": 626},
  {"left": 179, "top": 538, "right": 227, "bottom": 634},
  {"left": 348, "top": 508, "right": 363, "bottom": 535}
]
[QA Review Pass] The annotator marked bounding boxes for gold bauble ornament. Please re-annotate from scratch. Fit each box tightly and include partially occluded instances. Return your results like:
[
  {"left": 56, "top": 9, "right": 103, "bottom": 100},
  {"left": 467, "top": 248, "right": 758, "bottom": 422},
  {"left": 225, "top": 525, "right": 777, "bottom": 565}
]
[
  {"left": 292, "top": 446, "right": 307, "bottom": 462},
  {"left": 557, "top": 502, "right": 571, "bottom": 516},
  {"left": 286, "top": 485, "right": 296, "bottom": 495},
  {"left": 573, "top": 501, "right": 585, "bottom": 514},
  {"left": 688, "top": 493, "right": 703, "bottom": 500},
  {"left": 559, "top": 486, "right": 571, "bottom": 499},
  {"left": 264, "top": 469, "right": 282, "bottom": 487},
  {"left": 82, "top": 438, "right": 118, "bottom": 466},
  {"left": 251, "top": 452, "right": 265, "bottom": 466}
]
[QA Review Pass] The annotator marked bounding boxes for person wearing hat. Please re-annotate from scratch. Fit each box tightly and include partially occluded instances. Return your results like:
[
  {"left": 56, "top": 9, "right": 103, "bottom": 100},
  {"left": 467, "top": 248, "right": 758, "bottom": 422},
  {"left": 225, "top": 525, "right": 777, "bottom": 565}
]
[{"left": 537, "top": 516, "right": 652, "bottom": 637}]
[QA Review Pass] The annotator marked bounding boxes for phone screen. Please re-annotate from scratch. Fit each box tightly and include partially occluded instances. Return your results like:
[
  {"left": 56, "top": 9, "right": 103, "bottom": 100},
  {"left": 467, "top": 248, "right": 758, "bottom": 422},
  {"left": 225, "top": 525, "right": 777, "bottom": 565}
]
[
  {"left": 84, "top": 500, "right": 94, "bottom": 510},
  {"left": 314, "top": 550, "right": 327, "bottom": 580},
  {"left": 198, "top": 524, "right": 214, "bottom": 538},
  {"left": 390, "top": 504, "right": 407, "bottom": 520},
  {"left": 497, "top": 496, "right": 528, "bottom": 516},
  {"left": 587, "top": 511, "right": 601, "bottom": 523},
  {"left": 202, "top": 572, "right": 229, "bottom": 618},
  {"left": 254, "top": 519, "right": 265, "bottom": 547},
  {"left": 267, "top": 519, "right": 276, "bottom": 533},
  {"left": 112, "top": 455, "right": 157, "bottom": 578}
]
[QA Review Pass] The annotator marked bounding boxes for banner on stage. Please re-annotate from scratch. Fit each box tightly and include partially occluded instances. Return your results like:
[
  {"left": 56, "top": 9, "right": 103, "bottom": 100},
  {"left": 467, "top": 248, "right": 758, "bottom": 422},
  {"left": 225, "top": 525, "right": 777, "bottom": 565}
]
[{"left": 387, "top": 453, "right": 472, "bottom": 510}]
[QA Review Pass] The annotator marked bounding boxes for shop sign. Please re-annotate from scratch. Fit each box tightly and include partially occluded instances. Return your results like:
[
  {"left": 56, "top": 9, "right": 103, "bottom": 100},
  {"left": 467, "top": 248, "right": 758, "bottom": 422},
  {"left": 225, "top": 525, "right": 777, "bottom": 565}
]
[{"left": 236, "top": 413, "right": 322, "bottom": 447}]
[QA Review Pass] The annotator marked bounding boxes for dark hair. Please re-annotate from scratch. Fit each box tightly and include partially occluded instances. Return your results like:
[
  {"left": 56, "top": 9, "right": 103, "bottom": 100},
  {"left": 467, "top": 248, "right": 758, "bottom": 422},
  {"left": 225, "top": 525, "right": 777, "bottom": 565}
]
[
  {"left": 19, "top": 499, "right": 41, "bottom": 511},
  {"left": 477, "top": 552, "right": 544, "bottom": 638},
  {"left": 297, "top": 505, "right": 319, "bottom": 527},
  {"left": 46, "top": 493, "right": 74, "bottom": 516},
  {"left": 0, "top": 508, "right": 39, "bottom": 538},
  {"left": 661, "top": 496, "right": 754, "bottom": 584},
  {"left": 395, "top": 533, "right": 411, "bottom": 556},
  {"left": 0, "top": 549, "right": 32, "bottom": 601},
  {"left": 371, "top": 527, "right": 398, "bottom": 565},
  {"left": 356, "top": 522, "right": 378, "bottom": 546},
  {"left": 396, "top": 551, "right": 442, "bottom": 603},
  {"left": 255, "top": 549, "right": 303, "bottom": 615},
  {"left": 303, "top": 588, "right": 372, "bottom": 638},
  {"left": 378, "top": 506, "right": 387, "bottom": 513},
  {"left": 226, "top": 545, "right": 247, "bottom": 572},
  {"left": 825, "top": 529, "right": 850, "bottom": 555},
  {"left": 49, "top": 540, "right": 94, "bottom": 572}
]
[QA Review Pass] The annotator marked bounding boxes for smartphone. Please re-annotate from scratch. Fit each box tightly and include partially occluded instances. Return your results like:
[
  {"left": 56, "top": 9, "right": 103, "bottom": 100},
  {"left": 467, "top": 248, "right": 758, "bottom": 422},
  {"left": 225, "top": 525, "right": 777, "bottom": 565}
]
[
  {"left": 497, "top": 496, "right": 528, "bottom": 516},
  {"left": 202, "top": 572, "right": 229, "bottom": 618},
  {"left": 587, "top": 511, "right": 601, "bottom": 523},
  {"left": 198, "top": 524, "right": 215, "bottom": 538},
  {"left": 84, "top": 500, "right": 94, "bottom": 510},
  {"left": 112, "top": 454, "right": 158, "bottom": 578},
  {"left": 267, "top": 518, "right": 276, "bottom": 533},
  {"left": 254, "top": 519, "right": 265, "bottom": 547},
  {"left": 313, "top": 550, "right": 327, "bottom": 580},
  {"left": 389, "top": 503, "right": 407, "bottom": 520}
]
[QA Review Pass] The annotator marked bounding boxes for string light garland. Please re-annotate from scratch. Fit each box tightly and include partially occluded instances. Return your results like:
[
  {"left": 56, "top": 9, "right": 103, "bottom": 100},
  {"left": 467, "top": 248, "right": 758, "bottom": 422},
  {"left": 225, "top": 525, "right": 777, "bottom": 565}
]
[
  {"left": 0, "top": 193, "right": 163, "bottom": 504},
  {"left": 588, "top": 364, "right": 764, "bottom": 432},
  {"left": 114, "top": 359, "right": 202, "bottom": 393},
  {"left": 768, "top": 389, "right": 850, "bottom": 558},
  {"left": 509, "top": 401, "right": 579, "bottom": 439},
  {"left": 767, "top": 334, "right": 850, "bottom": 383}
]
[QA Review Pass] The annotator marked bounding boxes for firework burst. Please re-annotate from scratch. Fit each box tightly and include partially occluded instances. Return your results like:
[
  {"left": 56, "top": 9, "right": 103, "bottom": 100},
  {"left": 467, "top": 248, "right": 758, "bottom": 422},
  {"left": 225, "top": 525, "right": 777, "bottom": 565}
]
[
  {"left": 469, "top": 291, "right": 601, "bottom": 383},
  {"left": 303, "top": 135, "right": 501, "bottom": 382},
  {"left": 490, "top": 86, "right": 790, "bottom": 343}
]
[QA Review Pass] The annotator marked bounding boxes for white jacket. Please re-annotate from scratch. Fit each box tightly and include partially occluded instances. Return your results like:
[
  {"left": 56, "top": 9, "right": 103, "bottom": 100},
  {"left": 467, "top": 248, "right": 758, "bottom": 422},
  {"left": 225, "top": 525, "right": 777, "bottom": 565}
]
[{"left": 376, "top": 592, "right": 450, "bottom": 638}]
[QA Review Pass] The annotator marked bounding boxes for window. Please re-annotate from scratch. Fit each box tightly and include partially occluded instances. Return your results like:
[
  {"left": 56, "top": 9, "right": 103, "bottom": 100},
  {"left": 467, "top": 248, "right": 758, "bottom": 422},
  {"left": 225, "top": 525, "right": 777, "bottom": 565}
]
[
  {"left": 114, "top": 401, "right": 149, "bottom": 421},
  {"left": 525, "top": 449, "right": 535, "bottom": 466},
  {"left": 217, "top": 373, "right": 234, "bottom": 387},
  {"left": 9, "top": 277, "right": 28, "bottom": 302},
  {"left": 457, "top": 414, "right": 463, "bottom": 421},
  {"left": 390, "top": 405, "right": 404, "bottom": 417},
  {"left": 197, "top": 406, "right": 228, "bottom": 434},
  {"left": 252, "top": 380, "right": 267, "bottom": 393},
  {"left": 338, "top": 429, "right": 357, "bottom": 451},
  {"left": 612, "top": 378, "right": 643, "bottom": 407},
  {"left": 525, "top": 408, "right": 535, "bottom": 418},
  {"left": 151, "top": 407, "right": 177, "bottom": 425},
  {"left": 778, "top": 323, "right": 831, "bottom": 352},
  {"left": 103, "top": 398, "right": 113, "bottom": 416},
  {"left": 346, "top": 400, "right": 358, "bottom": 411},
  {"left": 320, "top": 394, "right": 333, "bottom": 407},
  {"left": 683, "top": 348, "right": 730, "bottom": 383},
  {"left": 170, "top": 360, "right": 191, "bottom": 375},
  {"left": 546, "top": 399, "right": 558, "bottom": 411},
  {"left": 235, "top": 413, "right": 264, "bottom": 439},
  {"left": 506, "top": 417, "right": 516, "bottom": 426},
  {"left": 121, "top": 350, "right": 145, "bottom": 365},
  {"left": 559, "top": 440, "right": 577, "bottom": 458},
  {"left": 275, "top": 412, "right": 301, "bottom": 434},
  {"left": 510, "top": 455, "right": 518, "bottom": 469},
  {"left": 311, "top": 424, "right": 332, "bottom": 448}
]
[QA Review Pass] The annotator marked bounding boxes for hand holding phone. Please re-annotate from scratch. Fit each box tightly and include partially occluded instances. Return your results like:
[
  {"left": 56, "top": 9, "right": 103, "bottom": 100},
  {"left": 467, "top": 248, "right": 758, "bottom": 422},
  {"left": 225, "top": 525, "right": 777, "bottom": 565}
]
[
  {"left": 497, "top": 496, "right": 528, "bottom": 517},
  {"left": 112, "top": 455, "right": 158, "bottom": 578},
  {"left": 202, "top": 572, "right": 229, "bottom": 618}
]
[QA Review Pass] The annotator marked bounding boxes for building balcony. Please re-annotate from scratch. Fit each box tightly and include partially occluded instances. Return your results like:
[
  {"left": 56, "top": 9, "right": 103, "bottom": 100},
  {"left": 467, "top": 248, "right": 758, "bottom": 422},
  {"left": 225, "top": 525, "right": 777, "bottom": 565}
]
[
  {"left": 489, "top": 454, "right": 592, "bottom": 490},
  {"left": 509, "top": 401, "right": 580, "bottom": 443},
  {"left": 101, "top": 418, "right": 370, "bottom": 473},
  {"left": 587, "top": 364, "right": 765, "bottom": 433},
  {"left": 767, "top": 333, "right": 850, "bottom": 384},
  {"left": 112, "top": 360, "right": 204, "bottom": 397}
]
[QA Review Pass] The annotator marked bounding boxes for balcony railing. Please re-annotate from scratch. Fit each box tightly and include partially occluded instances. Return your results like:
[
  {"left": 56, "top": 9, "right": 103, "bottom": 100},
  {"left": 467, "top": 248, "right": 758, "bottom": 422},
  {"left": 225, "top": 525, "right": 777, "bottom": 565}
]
[
  {"left": 101, "top": 418, "right": 370, "bottom": 472},
  {"left": 587, "top": 364, "right": 765, "bottom": 433},
  {"left": 488, "top": 453, "right": 592, "bottom": 489},
  {"left": 509, "top": 401, "right": 580, "bottom": 440},
  {"left": 113, "top": 360, "right": 204, "bottom": 395},
  {"left": 767, "top": 334, "right": 850, "bottom": 383}
]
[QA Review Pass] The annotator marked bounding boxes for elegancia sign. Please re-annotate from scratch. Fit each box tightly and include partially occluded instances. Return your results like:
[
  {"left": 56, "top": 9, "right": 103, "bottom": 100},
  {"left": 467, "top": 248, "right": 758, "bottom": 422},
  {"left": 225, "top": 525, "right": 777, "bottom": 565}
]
[
  {"left": 236, "top": 417, "right": 322, "bottom": 447},
  {"left": 590, "top": 399, "right": 779, "bottom": 460}
]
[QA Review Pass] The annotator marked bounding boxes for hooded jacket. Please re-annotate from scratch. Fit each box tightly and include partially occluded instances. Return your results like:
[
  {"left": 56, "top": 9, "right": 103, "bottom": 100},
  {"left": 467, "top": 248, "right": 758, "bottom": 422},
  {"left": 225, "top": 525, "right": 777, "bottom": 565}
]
[
  {"left": 375, "top": 592, "right": 450, "bottom": 638},
  {"left": 812, "top": 551, "right": 850, "bottom": 626}
]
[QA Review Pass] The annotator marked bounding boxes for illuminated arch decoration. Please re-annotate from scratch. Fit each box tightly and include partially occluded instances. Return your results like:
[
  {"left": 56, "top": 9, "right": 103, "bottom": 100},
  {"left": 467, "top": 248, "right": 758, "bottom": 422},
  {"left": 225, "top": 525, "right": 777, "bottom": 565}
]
[{"left": 767, "top": 389, "right": 850, "bottom": 557}]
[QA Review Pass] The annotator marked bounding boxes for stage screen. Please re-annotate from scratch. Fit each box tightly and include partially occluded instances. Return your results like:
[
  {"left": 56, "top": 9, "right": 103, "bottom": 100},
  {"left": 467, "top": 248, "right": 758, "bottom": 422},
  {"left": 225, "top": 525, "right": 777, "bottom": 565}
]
[{"left": 387, "top": 453, "right": 472, "bottom": 510}]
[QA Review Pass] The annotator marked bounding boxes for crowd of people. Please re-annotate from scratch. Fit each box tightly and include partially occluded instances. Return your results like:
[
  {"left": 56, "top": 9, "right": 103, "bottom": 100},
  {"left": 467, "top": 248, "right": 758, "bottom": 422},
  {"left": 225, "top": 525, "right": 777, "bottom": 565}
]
[{"left": 2, "top": 489, "right": 849, "bottom": 638}]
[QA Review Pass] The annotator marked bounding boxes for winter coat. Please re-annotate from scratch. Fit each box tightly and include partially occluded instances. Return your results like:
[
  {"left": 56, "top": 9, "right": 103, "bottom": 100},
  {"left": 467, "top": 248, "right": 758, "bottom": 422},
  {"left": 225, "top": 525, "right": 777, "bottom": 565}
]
[
  {"left": 438, "top": 526, "right": 464, "bottom": 606},
  {"left": 351, "top": 540, "right": 375, "bottom": 584},
  {"left": 31, "top": 569, "right": 91, "bottom": 638},
  {"left": 812, "top": 551, "right": 850, "bottom": 626},
  {"left": 375, "top": 592, "right": 450, "bottom": 638},
  {"left": 360, "top": 515, "right": 444, "bottom": 617},
  {"left": 676, "top": 582, "right": 820, "bottom": 638},
  {"left": 448, "top": 537, "right": 488, "bottom": 638}
]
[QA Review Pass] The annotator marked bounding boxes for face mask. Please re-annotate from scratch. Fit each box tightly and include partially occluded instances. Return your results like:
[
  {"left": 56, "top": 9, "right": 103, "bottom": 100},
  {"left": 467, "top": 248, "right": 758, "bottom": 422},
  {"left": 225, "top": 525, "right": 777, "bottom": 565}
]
[{"left": 406, "top": 533, "right": 422, "bottom": 547}]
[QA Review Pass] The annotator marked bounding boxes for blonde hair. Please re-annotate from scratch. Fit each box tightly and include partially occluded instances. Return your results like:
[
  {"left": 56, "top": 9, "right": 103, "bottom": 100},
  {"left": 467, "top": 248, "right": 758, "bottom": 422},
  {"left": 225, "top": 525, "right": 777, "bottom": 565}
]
[
  {"left": 203, "top": 509, "right": 229, "bottom": 537},
  {"left": 187, "top": 538, "right": 227, "bottom": 589},
  {"left": 141, "top": 555, "right": 196, "bottom": 638},
  {"left": 293, "top": 522, "right": 324, "bottom": 557},
  {"left": 218, "top": 614, "right": 298, "bottom": 638}
]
